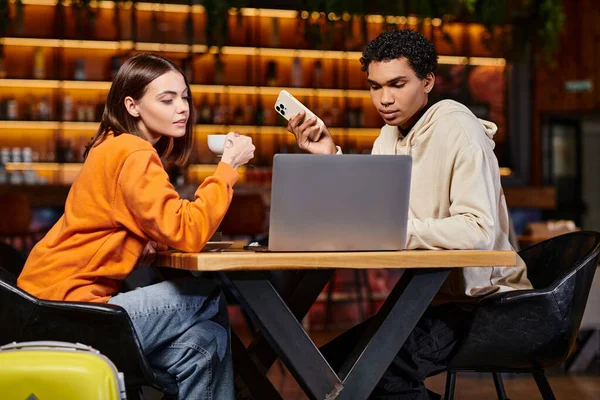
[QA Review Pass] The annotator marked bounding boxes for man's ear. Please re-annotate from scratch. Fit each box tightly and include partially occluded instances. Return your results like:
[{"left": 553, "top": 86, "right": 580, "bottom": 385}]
[
  {"left": 124, "top": 96, "right": 140, "bottom": 117},
  {"left": 424, "top": 72, "right": 435, "bottom": 94}
]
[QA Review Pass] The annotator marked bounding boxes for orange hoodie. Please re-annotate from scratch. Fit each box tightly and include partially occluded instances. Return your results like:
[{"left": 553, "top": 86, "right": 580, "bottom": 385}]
[{"left": 17, "top": 133, "right": 238, "bottom": 303}]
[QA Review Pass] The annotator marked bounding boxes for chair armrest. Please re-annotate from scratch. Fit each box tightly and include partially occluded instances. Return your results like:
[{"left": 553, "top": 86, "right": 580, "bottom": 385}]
[
  {"left": 478, "top": 288, "right": 552, "bottom": 305},
  {"left": 449, "top": 289, "right": 568, "bottom": 369},
  {"left": 38, "top": 298, "right": 129, "bottom": 315},
  {"left": 23, "top": 298, "right": 164, "bottom": 391}
]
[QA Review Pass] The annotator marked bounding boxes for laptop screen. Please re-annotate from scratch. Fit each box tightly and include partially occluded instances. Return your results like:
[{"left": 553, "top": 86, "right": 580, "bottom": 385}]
[{"left": 268, "top": 154, "right": 412, "bottom": 252}]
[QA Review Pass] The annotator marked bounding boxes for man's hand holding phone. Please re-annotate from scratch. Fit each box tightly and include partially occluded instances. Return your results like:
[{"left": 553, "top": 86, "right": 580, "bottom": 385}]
[{"left": 287, "top": 111, "right": 338, "bottom": 155}]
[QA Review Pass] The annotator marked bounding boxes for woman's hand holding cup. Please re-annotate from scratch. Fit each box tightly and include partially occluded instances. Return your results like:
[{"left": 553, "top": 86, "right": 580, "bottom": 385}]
[{"left": 220, "top": 132, "right": 255, "bottom": 169}]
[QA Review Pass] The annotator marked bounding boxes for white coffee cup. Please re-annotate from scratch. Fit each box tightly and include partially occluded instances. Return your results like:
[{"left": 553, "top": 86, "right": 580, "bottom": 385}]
[{"left": 207, "top": 134, "right": 227, "bottom": 155}]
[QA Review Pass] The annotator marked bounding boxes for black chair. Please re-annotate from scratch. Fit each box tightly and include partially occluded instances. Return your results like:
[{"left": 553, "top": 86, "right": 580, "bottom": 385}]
[
  {"left": 0, "top": 244, "right": 175, "bottom": 400},
  {"left": 444, "top": 231, "right": 600, "bottom": 400}
]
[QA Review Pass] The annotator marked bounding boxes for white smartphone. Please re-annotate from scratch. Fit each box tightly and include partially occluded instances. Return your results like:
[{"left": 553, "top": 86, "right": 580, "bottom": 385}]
[{"left": 274, "top": 90, "right": 324, "bottom": 135}]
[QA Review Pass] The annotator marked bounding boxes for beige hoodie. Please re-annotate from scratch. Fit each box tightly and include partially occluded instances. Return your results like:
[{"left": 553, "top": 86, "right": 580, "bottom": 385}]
[{"left": 370, "top": 99, "right": 532, "bottom": 300}]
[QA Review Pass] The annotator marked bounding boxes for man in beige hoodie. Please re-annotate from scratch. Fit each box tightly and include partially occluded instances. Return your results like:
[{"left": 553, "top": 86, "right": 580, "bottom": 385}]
[{"left": 287, "top": 29, "right": 532, "bottom": 400}]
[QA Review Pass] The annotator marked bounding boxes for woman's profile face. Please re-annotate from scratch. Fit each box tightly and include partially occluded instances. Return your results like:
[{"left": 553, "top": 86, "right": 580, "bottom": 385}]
[{"left": 125, "top": 70, "right": 190, "bottom": 144}]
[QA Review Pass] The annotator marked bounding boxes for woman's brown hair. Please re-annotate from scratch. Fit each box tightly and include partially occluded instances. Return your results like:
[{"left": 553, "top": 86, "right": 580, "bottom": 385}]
[{"left": 84, "top": 54, "right": 195, "bottom": 165}]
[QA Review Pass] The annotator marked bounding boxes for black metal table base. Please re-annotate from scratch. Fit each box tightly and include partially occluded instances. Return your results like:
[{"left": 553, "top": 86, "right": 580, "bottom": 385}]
[{"left": 224, "top": 268, "right": 451, "bottom": 400}]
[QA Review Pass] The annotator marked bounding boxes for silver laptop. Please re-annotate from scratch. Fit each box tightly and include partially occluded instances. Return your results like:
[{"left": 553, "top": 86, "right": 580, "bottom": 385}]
[{"left": 268, "top": 154, "right": 412, "bottom": 252}]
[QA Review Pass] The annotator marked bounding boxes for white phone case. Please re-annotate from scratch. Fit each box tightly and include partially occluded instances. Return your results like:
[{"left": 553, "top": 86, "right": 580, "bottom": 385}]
[{"left": 274, "top": 90, "right": 325, "bottom": 133}]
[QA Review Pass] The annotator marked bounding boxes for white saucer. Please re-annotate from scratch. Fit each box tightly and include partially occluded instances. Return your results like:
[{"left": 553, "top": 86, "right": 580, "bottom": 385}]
[{"left": 202, "top": 241, "right": 234, "bottom": 252}]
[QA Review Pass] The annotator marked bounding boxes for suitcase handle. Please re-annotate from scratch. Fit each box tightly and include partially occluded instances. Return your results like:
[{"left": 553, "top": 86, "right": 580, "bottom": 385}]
[{"left": 0, "top": 341, "right": 98, "bottom": 353}]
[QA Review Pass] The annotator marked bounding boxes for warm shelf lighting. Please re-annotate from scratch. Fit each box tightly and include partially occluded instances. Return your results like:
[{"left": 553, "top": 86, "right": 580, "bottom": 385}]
[
  {"left": 62, "top": 81, "right": 111, "bottom": 90},
  {"left": 0, "top": 121, "right": 380, "bottom": 137},
  {"left": 61, "top": 39, "right": 126, "bottom": 50},
  {"left": 0, "top": 38, "right": 507, "bottom": 66},
  {"left": 0, "top": 37, "right": 132, "bottom": 50},
  {"left": 469, "top": 57, "right": 507, "bottom": 66},
  {"left": 0, "top": 37, "right": 61, "bottom": 47},
  {"left": 4, "top": 162, "right": 83, "bottom": 173},
  {"left": 0, "top": 121, "right": 60, "bottom": 130},
  {"left": 330, "top": 128, "right": 380, "bottom": 136},
  {"left": 3, "top": 161, "right": 509, "bottom": 177},
  {"left": 240, "top": 8, "right": 298, "bottom": 18},
  {"left": 499, "top": 167, "right": 512, "bottom": 177},
  {"left": 134, "top": 43, "right": 191, "bottom": 53},
  {"left": 0, "top": 79, "right": 112, "bottom": 90},
  {"left": 62, "top": 122, "right": 99, "bottom": 130},
  {"left": 366, "top": 15, "right": 385, "bottom": 24},
  {"left": 0, "top": 79, "right": 60, "bottom": 89},
  {"left": 16, "top": 0, "right": 206, "bottom": 13},
  {"left": 257, "top": 48, "right": 348, "bottom": 60}
]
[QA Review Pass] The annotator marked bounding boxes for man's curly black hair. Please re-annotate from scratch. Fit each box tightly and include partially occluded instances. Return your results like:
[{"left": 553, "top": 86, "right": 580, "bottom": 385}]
[{"left": 360, "top": 30, "right": 438, "bottom": 80}]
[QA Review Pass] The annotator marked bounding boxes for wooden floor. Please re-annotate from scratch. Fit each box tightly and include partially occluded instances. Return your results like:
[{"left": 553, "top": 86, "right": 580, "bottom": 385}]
[
  {"left": 261, "top": 329, "right": 600, "bottom": 400},
  {"left": 267, "top": 366, "right": 600, "bottom": 399}
]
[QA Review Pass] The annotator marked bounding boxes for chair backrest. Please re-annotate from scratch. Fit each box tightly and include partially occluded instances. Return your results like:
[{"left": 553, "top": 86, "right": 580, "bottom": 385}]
[
  {"left": 449, "top": 231, "right": 600, "bottom": 370},
  {"left": 0, "top": 267, "right": 169, "bottom": 393},
  {"left": 520, "top": 231, "right": 600, "bottom": 350},
  {"left": 519, "top": 231, "right": 600, "bottom": 290}
]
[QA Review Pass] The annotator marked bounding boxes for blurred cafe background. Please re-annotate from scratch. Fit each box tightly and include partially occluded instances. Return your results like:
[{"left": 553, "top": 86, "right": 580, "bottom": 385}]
[{"left": 0, "top": 0, "right": 599, "bottom": 398}]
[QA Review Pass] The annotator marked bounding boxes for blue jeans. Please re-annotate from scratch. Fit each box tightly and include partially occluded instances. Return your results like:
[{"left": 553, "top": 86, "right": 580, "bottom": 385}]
[{"left": 108, "top": 277, "right": 234, "bottom": 400}]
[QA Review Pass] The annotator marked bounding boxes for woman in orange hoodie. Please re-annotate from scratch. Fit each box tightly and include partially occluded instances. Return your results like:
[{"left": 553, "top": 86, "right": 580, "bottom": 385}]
[{"left": 17, "top": 54, "right": 254, "bottom": 400}]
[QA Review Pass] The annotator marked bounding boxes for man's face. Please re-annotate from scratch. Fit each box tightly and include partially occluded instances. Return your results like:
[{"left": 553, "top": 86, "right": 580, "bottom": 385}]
[{"left": 367, "top": 58, "right": 435, "bottom": 129}]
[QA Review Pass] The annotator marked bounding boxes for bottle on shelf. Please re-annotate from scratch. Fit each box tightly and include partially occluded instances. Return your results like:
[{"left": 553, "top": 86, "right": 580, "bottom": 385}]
[
  {"left": 214, "top": 55, "right": 224, "bottom": 85},
  {"left": 222, "top": 94, "right": 231, "bottom": 125},
  {"left": 185, "top": 11, "right": 194, "bottom": 46},
  {"left": 76, "top": 101, "right": 86, "bottom": 122},
  {"left": 346, "top": 100, "right": 357, "bottom": 128},
  {"left": 271, "top": 18, "right": 280, "bottom": 47},
  {"left": 151, "top": 10, "right": 160, "bottom": 42},
  {"left": 55, "top": 138, "right": 74, "bottom": 163},
  {"left": 0, "top": 98, "right": 6, "bottom": 120},
  {"left": 232, "top": 100, "right": 244, "bottom": 125},
  {"left": 291, "top": 57, "right": 303, "bottom": 88},
  {"left": 264, "top": 102, "right": 275, "bottom": 126},
  {"left": 95, "top": 97, "right": 105, "bottom": 122},
  {"left": 243, "top": 95, "right": 255, "bottom": 125},
  {"left": 74, "top": 59, "right": 86, "bottom": 81},
  {"left": 182, "top": 56, "right": 194, "bottom": 83},
  {"left": 255, "top": 97, "right": 265, "bottom": 127},
  {"left": 62, "top": 95, "right": 73, "bottom": 122},
  {"left": 0, "top": 54, "right": 6, "bottom": 79},
  {"left": 86, "top": 101, "right": 95, "bottom": 122},
  {"left": 0, "top": 148, "right": 9, "bottom": 184},
  {"left": 33, "top": 47, "right": 45, "bottom": 79},
  {"left": 332, "top": 98, "right": 342, "bottom": 127},
  {"left": 39, "top": 96, "right": 51, "bottom": 121},
  {"left": 266, "top": 60, "right": 278, "bottom": 86},
  {"left": 313, "top": 60, "right": 323, "bottom": 88},
  {"left": 356, "top": 100, "right": 365, "bottom": 127},
  {"left": 109, "top": 56, "right": 121, "bottom": 80},
  {"left": 24, "top": 95, "right": 35, "bottom": 121},
  {"left": 6, "top": 97, "right": 18, "bottom": 121},
  {"left": 212, "top": 93, "right": 223, "bottom": 125},
  {"left": 321, "top": 100, "right": 333, "bottom": 127},
  {"left": 198, "top": 95, "right": 212, "bottom": 124}
]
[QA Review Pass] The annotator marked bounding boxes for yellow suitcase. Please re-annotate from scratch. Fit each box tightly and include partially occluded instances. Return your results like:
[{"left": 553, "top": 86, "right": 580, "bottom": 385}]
[{"left": 0, "top": 341, "right": 127, "bottom": 400}]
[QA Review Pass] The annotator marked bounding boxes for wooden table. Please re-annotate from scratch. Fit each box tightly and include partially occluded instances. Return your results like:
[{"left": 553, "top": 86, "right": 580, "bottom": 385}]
[{"left": 155, "top": 249, "right": 516, "bottom": 400}]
